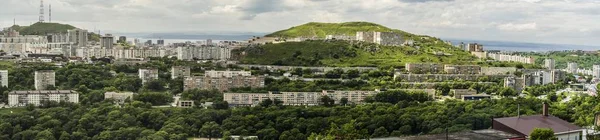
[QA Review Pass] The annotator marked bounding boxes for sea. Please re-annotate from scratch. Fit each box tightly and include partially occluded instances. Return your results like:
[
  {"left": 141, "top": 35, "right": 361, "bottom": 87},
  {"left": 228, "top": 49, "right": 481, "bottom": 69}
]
[{"left": 446, "top": 39, "right": 599, "bottom": 52}]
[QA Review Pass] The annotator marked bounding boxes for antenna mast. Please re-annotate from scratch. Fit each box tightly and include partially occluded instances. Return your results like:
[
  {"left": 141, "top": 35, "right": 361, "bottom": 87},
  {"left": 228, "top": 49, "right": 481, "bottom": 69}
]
[{"left": 39, "top": 0, "right": 45, "bottom": 23}]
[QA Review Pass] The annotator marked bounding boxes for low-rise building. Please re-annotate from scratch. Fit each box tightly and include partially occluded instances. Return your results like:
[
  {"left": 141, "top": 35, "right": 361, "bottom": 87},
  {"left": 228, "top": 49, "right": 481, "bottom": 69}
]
[
  {"left": 451, "top": 89, "right": 478, "bottom": 99},
  {"left": 171, "top": 66, "right": 191, "bottom": 79},
  {"left": 8, "top": 90, "right": 79, "bottom": 107},
  {"left": 34, "top": 70, "right": 55, "bottom": 90},
  {"left": 184, "top": 76, "right": 265, "bottom": 91},
  {"left": 224, "top": 90, "right": 379, "bottom": 106},
  {"left": 394, "top": 73, "right": 510, "bottom": 82},
  {"left": 461, "top": 94, "right": 491, "bottom": 101},
  {"left": 177, "top": 100, "right": 194, "bottom": 108},
  {"left": 356, "top": 31, "right": 404, "bottom": 46},
  {"left": 0, "top": 70, "right": 7, "bottom": 87},
  {"left": 104, "top": 92, "right": 134, "bottom": 104},
  {"left": 139, "top": 69, "right": 159, "bottom": 84},
  {"left": 492, "top": 103, "right": 583, "bottom": 139}
]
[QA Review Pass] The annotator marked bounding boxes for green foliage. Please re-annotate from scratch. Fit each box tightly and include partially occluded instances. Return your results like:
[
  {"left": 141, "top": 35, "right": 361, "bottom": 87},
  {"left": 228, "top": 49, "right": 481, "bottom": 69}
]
[
  {"left": 527, "top": 51, "right": 600, "bottom": 69},
  {"left": 134, "top": 92, "right": 174, "bottom": 105},
  {"left": 365, "top": 90, "right": 431, "bottom": 104},
  {"left": 10, "top": 22, "right": 76, "bottom": 35},
  {"left": 265, "top": 22, "right": 410, "bottom": 38},
  {"left": 530, "top": 128, "right": 557, "bottom": 140},
  {"left": 235, "top": 40, "right": 477, "bottom": 67}
]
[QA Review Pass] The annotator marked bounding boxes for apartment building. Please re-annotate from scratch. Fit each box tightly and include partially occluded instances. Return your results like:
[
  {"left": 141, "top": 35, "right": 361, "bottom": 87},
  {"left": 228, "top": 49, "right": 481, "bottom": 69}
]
[
  {"left": 76, "top": 47, "right": 174, "bottom": 59},
  {"left": 567, "top": 62, "right": 578, "bottom": 74},
  {"left": 593, "top": 65, "right": 600, "bottom": 78},
  {"left": 139, "top": 69, "right": 159, "bottom": 84},
  {"left": 100, "top": 34, "right": 114, "bottom": 49},
  {"left": 325, "top": 35, "right": 355, "bottom": 40},
  {"left": 0, "top": 70, "right": 7, "bottom": 87},
  {"left": 544, "top": 59, "right": 555, "bottom": 70},
  {"left": 464, "top": 43, "right": 484, "bottom": 52},
  {"left": 405, "top": 63, "right": 444, "bottom": 74},
  {"left": 184, "top": 76, "right": 265, "bottom": 91},
  {"left": 171, "top": 66, "right": 191, "bottom": 79},
  {"left": 487, "top": 53, "right": 535, "bottom": 64},
  {"left": 205, "top": 70, "right": 251, "bottom": 78},
  {"left": 8, "top": 90, "right": 79, "bottom": 107},
  {"left": 394, "top": 73, "right": 510, "bottom": 82},
  {"left": 443, "top": 65, "right": 481, "bottom": 74},
  {"left": 504, "top": 77, "right": 525, "bottom": 94},
  {"left": 224, "top": 90, "right": 379, "bottom": 106},
  {"left": 176, "top": 46, "right": 231, "bottom": 61},
  {"left": 481, "top": 67, "right": 517, "bottom": 75},
  {"left": 356, "top": 31, "right": 404, "bottom": 46},
  {"left": 34, "top": 70, "right": 55, "bottom": 90}
]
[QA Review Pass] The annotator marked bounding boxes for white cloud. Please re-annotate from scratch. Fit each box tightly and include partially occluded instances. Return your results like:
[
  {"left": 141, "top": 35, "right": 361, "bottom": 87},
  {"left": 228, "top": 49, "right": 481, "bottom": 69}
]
[{"left": 497, "top": 22, "right": 538, "bottom": 31}]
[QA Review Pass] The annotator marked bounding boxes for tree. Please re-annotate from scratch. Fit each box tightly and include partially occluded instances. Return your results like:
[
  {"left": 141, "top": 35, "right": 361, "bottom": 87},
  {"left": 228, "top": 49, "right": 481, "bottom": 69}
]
[
  {"left": 200, "top": 122, "right": 222, "bottom": 140},
  {"left": 320, "top": 95, "right": 335, "bottom": 106},
  {"left": 35, "top": 129, "right": 55, "bottom": 140},
  {"left": 530, "top": 128, "right": 557, "bottom": 140},
  {"left": 371, "top": 126, "right": 389, "bottom": 138},
  {"left": 259, "top": 98, "right": 273, "bottom": 107},
  {"left": 340, "top": 97, "right": 349, "bottom": 106}
]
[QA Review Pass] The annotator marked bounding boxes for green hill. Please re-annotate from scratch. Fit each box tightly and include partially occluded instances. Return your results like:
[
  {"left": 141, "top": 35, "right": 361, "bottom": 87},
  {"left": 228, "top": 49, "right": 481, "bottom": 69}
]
[
  {"left": 266, "top": 22, "right": 414, "bottom": 39},
  {"left": 9, "top": 22, "right": 76, "bottom": 35}
]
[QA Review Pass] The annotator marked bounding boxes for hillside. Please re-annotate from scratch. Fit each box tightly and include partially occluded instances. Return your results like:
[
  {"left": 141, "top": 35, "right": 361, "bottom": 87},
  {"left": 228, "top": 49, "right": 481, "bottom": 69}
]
[
  {"left": 265, "top": 22, "right": 415, "bottom": 39},
  {"left": 8, "top": 22, "right": 76, "bottom": 35}
]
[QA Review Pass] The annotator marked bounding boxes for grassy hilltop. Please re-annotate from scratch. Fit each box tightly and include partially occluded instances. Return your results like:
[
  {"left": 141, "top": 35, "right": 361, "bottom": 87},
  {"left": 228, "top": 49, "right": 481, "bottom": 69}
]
[
  {"left": 235, "top": 22, "right": 478, "bottom": 67},
  {"left": 9, "top": 22, "right": 76, "bottom": 35}
]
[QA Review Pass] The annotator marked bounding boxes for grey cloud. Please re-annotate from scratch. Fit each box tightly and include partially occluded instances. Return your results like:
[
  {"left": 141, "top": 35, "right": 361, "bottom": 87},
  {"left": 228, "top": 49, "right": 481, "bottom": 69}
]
[{"left": 399, "top": 0, "right": 454, "bottom": 3}]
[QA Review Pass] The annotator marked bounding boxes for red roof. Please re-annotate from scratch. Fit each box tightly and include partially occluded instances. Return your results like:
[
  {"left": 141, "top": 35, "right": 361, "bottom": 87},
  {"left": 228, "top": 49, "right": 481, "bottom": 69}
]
[{"left": 493, "top": 115, "right": 581, "bottom": 136}]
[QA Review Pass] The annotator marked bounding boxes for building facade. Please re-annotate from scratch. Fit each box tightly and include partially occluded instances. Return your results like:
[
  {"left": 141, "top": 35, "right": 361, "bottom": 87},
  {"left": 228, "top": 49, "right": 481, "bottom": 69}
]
[
  {"left": 171, "top": 66, "right": 191, "bottom": 79},
  {"left": 139, "top": 69, "right": 159, "bottom": 84},
  {"left": 8, "top": 90, "right": 79, "bottom": 107},
  {"left": 567, "top": 62, "right": 578, "bottom": 74},
  {"left": 0, "top": 70, "right": 7, "bottom": 87},
  {"left": 443, "top": 65, "right": 481, "bottom": 74},
  {"left": 100, "top": 34, "right": 114, "bottom": 49},
  {"left": 67, "top": 29, "right": 88, "bottom": 47},
  {"left": 34, "top": 70, "right": 55, "bottom": 90},
  {"left": 356, "top": 31, "right": 404, "bottom": 46},
  {"left": 544, "top": 58, "right": 555, "bottom": 70},
  {"left": 176, "top": 46, "right": 231, "bottom": 61},
  {"left": 204, "top": 70, "right": 251, "bottom": 78},
  {"left": 184, "top": 76, "right": 265, "bottom": 91},
  {"left": 504, "top": 77, "right": 525, "bottom": 94},
  {"left": 593, "top": 65, "right": 600, "bottom": 78},
  {"left": 104, "top": 92, "right": 134, "bottom": 104},
  {"left": 405, "top": 63, "right": 444, "bottom": 74},
  {"left": 224, "top": 90, "right": 379, "bottom": 106}
]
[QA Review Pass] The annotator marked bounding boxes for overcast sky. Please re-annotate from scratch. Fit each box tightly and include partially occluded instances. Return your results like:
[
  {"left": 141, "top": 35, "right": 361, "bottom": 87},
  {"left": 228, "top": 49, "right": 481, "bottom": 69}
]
[{"left": 1, "top": 0, "right": 600, "bottom": 45}]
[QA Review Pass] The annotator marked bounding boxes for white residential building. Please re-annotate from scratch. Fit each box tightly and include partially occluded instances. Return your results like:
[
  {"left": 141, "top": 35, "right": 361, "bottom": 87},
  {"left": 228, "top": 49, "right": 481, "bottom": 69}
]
[
  {"left": 171, "top": 66, "right": 191, "bottom": 79},
  {"left": 76, "top": 47, "right": 174, "bottom": 59},
  {"left": 8, "top": 90, "right": 79, "bottom": 107},
  {"left": 139, "top": 69, "right": 159, "bottom": 84},
  {"left": 176, "top": 46, "right": 231, "bottom": 60},
  {"left": 544, "top": 58, "right": 555, "bottom": 70},
  {"left": 104, "top": 92, "right": 134, "bottom": 104},
  {"left": 487, "top": 53, "right": 535, "bottom": 64},
  {"left": 356, "top": 31, "right": 404, "bottom": 46},
  {"left": 224, "top": 90, "right": 379, "bottom": 106},
  {"left": 34, "top": 70, "right": 55, "bottom": 90},
  {"left": 593, "top": 65, "right": 600, "bottom": 78},
  {"left": 205, "top": 70, "right": 251, "bottom": 78},
  {"left": 567, "top": 62, "right": 578, "bottom": 74},
  {"left": 0, "top": 70, "right": 7, "bottom": 87}
]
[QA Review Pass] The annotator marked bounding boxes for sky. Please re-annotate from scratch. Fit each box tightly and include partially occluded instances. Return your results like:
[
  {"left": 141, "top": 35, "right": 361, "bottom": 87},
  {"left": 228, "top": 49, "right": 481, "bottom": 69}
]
[{"left": 1, "top": 0, "right": 600, "bottom": 46}]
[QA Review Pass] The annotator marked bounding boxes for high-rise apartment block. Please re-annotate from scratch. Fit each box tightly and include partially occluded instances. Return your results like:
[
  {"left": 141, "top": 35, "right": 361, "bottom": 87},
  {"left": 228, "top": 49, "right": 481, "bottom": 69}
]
[
  {"left": 544, "top": 58, "right": 555, "bottom": 70},
  {"left": 139, "top": 69, "right": 159, "bottom": 84},
  {"left": 593, "top": 65, "right": 600, "bottom": 78},
  {"left": 0, "top": 70, "right": 7, "bottom": 87},
  {"left": 118, "top": 36, "right": 127, "bottom": 43},
  {"left": 356, "top": 31, "right": 404, "bottom": 46},
  {"left": 171, "top": 66, "right": 191, "bottom": 79},
  {"left": 34, "top": 70, "right": 55, "bottom": 90},
  {"left": 100, "top": 34, "right": 114, "bottom": 49},
  {"left": 67, "top": 29, "right": 88, "bottom": 47},
  {"left": 8, "top": 90, "right": 79, "bottom": 107},
  {"left": 464, "top": 43, "right": 484, "bottom": 52}
]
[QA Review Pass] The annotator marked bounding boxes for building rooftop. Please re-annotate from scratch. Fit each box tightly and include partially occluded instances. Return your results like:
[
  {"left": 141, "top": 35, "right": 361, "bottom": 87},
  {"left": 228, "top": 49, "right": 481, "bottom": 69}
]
[
  {"left": 10, "top": 90, "right": 78, "bottom": 94},
  {"left": 377, "top": 129, "right": 520, "bottom": 140},
  {"left": 493, "top": 115, "right": 582, "bottom": 136}
]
